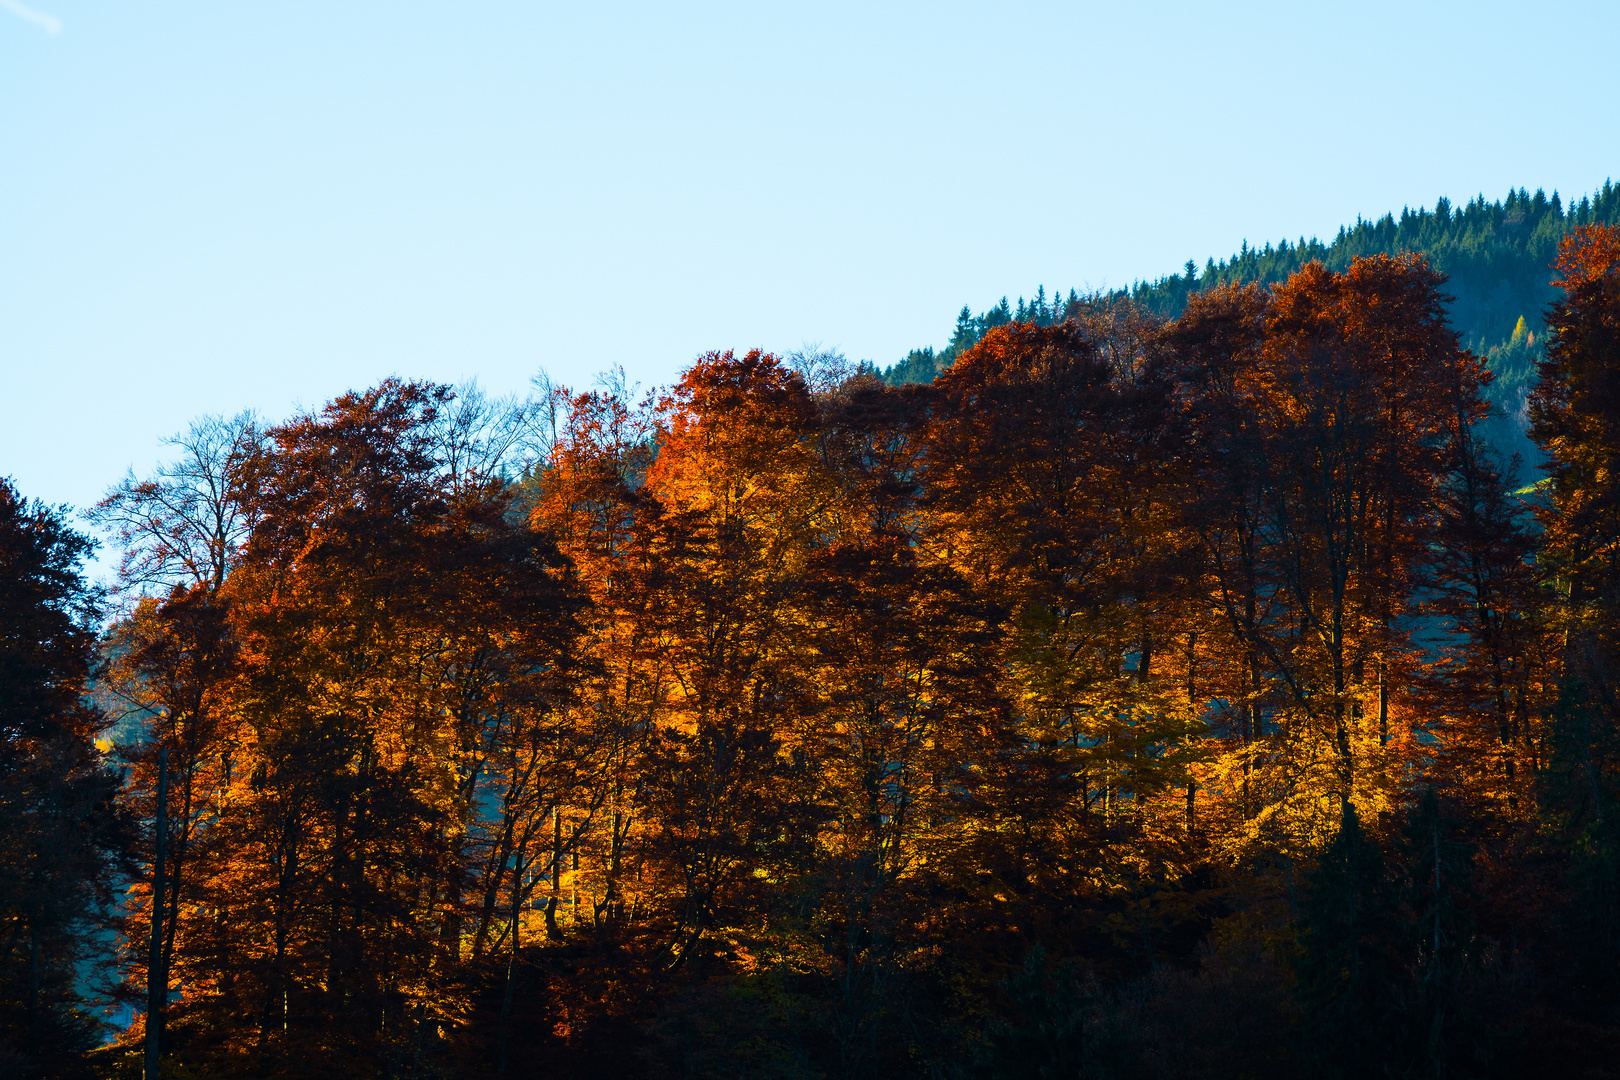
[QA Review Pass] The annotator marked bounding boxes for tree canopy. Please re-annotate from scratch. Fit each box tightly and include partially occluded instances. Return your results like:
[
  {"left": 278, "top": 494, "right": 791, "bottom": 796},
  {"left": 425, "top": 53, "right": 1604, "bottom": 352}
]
[
  {"left": 7, "top": 230, "right": 1620, "bottom": 1079},
  {"left": 889, "top": 181, "right": 1620, "bottom": 478}
]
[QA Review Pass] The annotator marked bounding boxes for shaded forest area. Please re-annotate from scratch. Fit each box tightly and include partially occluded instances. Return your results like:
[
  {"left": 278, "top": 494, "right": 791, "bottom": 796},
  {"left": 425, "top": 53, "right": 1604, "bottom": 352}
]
[{"left": 5, "top": 227, "right": 1620, "bottom": 1079}]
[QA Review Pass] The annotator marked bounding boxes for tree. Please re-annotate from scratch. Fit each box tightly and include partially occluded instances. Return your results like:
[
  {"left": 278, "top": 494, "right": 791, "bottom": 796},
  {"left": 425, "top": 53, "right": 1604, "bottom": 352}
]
[
  {"left": 792, "top": 375, "right": 1007, "bottom": 1074},
  {"left": 1531, "top": 222, "right": 1620, "bottom": 725},
  {"left": 1528, "top": 224, "right": 1620, "bottom": 988},
  {"left": 924, "top": 313, "right": 1194, "bottom": 827},
  {"left": 1294, "top": 803, "right": 1397, "bottom": 1080},
  {"left": 89, "top": 411, "right": 265, "bottom": 598},
  {"left": 1426, "top": 366, "right": 1549, "bottom": 818},
  {"left": 977, "top": 947, "right": 1128, "bottom": 1079},
  {"left": 108, "top": 586, "right": 237, "bottom": 1079},
  {"left": 1391, "top": 788, "right": 1493, "bottom": 1078},
  {"left": 91, "top": 412, "right": 267, "bottom": 1076},
  {"left": 921, "top": 310, "right": 1206, "bottom": 990},
  {"left": 637, "top": 350, "right": 825, "bottom": 968},
  {"left": 1174, "top": 257, "right": 1485, "bottom": 857},
  {"left": 1257, "top": 256, "right": 1478, "bottom": 816},
  {"left": 1174, "top": 281, "right": 1276, "bottom": 826},
  {"left": 0, "top": 479, "right": 125, "bottom": 1074},
  {"left": 88, "top": 382, "right": 591, "bottom": 1077}
]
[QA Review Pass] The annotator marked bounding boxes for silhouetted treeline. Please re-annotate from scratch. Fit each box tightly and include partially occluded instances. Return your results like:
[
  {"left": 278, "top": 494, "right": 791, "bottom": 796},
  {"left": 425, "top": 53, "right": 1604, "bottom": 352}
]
[{"left": 5, "top": 235, "right": 1620, "bottom": 1079}]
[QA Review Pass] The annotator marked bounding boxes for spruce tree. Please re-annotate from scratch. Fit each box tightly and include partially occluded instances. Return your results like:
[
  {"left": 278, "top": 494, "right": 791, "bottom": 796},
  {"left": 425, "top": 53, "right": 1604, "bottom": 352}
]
[
  {"left": 1294, "top": 803, "right": 1398, "bottom": 1079},
  {"left": 0, "top": 479, "right": 124, "bottom": 1072},
  {"left": 977, "top": 947, "right": 1130, "bottom": 1080},
  {"left": 1393, "top": 788, "right": 1494, "bottom": 1078}
]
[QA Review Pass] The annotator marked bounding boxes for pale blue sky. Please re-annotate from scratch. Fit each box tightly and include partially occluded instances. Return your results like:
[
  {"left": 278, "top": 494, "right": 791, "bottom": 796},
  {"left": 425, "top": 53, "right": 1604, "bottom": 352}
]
[{"left": 3, "top": 0, "right": 1617, "bottom": 576}]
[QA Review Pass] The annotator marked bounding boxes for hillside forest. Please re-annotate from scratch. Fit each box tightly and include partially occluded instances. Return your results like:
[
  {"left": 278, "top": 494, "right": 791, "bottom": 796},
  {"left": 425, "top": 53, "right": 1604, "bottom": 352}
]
[
  {"left": 4, "top": 216, "right": 1620, "bottom": 1079},
  {"left": 887, "top": 182, "right": 1620, "bottom": 473}
]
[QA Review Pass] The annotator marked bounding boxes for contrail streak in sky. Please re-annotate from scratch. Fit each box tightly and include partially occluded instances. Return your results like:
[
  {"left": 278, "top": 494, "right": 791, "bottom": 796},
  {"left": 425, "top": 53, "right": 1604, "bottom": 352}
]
[{"left": 0, "top": 0, "right": 61, "bottom": 35}]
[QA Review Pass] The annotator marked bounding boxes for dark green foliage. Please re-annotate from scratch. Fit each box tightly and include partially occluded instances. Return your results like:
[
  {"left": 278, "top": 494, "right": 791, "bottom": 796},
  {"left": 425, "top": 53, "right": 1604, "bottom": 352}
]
[
  {"left": 978, "top": 947, "right": 1130, "bottom": 1080},
  {"left": 1542, "top": 683, "right": 1620, "bottom": 971},
  {"left": 1478, "top": 316, "right": 1545, "bottom": 474},
  {"left": 0, "top": 481, "right": 102, "bottom": 753},
  {"left": 1291, "top": 794, "right": 1518, "bottom": 1079},
  {"left": 881, "top": 347, "right": 940, "bottom": 388},
  {"left": 0, "top": 479, "right": 126, "bottom": 1076},
  {"left": 1391, "top": 789, "right": 1497, "bottom": 1079},
  {"left": 1293, "top": 804, "right": 1397, "bottom": 1080}
]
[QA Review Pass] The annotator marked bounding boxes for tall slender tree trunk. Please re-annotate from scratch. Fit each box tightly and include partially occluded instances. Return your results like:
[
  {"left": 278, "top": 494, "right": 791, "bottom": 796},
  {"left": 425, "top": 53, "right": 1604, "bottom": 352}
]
[
  {"left": 258, "top": 813, "right": 299, "bottom": 1047},
  {"left": 160, "top": 757, "right": 194, "bottom": 1021},
  {"left": 1185, "top": 632, "right": 1198, "bottom": 831},
  {"left": 145, "top": 750, "right": 169, "bottom": 1080},
  {"left": 1378, "top": 659, "right": 1390, "bottom": 746},
  {"left": 1246, "top": 644, "right": 1261, "bottom": 816},
  {"left": 497, "top": 887, "right": 520, "bottom": 1073},
  {"left": 27, "top": 897, "right": 40, "bottom": 1056},
  {"left": 546, "top": 809, "right": 565, "bottom": 940}
]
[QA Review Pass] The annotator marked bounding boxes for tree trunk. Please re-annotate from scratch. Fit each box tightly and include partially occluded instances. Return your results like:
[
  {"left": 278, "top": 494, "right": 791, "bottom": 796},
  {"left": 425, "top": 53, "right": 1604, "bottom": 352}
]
[
  {"left": 145, "top": 750, "right": 169, "bottom": 1080},
  {"left": 497, "top": 896, "right": 520, "bottom": 1073}
]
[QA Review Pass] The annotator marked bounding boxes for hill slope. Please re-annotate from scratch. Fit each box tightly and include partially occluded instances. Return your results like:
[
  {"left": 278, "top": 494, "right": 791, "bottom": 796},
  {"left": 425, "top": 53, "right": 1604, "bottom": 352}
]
[{"left": 885, "top": 180, "right": 1620, "bottom": 472}]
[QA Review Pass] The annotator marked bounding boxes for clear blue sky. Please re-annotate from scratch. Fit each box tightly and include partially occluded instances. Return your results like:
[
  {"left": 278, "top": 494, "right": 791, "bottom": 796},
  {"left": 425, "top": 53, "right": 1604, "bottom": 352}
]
[{"left": 3, "top": 0, "right": 1618, "bottom": 577}]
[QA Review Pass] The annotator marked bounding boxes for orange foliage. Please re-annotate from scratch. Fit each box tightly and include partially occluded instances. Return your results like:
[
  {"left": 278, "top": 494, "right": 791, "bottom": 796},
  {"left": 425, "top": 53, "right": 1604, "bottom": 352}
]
[{"left": 1553, "top": 223, "right": 1620, "bottom": 288}]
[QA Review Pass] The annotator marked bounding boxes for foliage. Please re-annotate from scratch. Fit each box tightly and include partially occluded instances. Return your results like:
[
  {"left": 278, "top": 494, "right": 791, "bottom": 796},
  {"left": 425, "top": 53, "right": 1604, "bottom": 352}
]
[
  {"left": 0, "top": 479, "right": 127, "bottom": 1077},
  {"left": 12, "top": 229, "right": 1620, "bottom": 1077},
  {"left": 890, "top": 181, "right": 1620, "bottom": 480}
]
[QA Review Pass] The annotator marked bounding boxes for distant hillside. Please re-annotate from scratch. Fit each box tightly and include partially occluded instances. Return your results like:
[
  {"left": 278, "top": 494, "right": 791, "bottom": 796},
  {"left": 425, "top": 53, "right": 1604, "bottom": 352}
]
[{"left": 885, "top": 181, "right": 1620, "bottom": 473}]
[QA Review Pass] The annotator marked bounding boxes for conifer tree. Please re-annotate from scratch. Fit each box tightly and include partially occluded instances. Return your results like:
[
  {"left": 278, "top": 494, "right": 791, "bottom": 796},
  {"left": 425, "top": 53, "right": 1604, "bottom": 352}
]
[
  {"left": 1391, "top": 788, "right": 1491, "bottom": 1078},
  {"left": 1294, "top": 803, "right": 1397, "bottom": 1080},
  {"left": 0, "top": 480, "right": 124, "bottom": 1073},
  {"left": 1529, "top": 224, "right": 1620, "bottom": 988}
]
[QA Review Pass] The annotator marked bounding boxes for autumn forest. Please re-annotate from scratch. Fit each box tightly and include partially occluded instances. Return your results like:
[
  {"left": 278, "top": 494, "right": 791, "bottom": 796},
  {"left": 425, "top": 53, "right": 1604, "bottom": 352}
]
[{"left": 6, "top": 219, "right": 1620, "bottom": 1079}]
